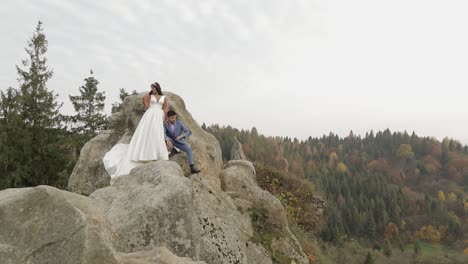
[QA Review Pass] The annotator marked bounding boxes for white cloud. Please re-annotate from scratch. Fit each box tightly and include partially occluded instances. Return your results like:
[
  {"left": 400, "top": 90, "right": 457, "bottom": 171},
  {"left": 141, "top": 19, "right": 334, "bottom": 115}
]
[{"left": 0, "top": 0, "right": 467, "bottom": 144}]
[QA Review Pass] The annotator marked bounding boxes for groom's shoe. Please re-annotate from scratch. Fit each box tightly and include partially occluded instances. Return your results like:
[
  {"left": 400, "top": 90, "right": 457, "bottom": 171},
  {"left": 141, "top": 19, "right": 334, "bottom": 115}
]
[
  {"left": 190, "top": 164, "right": 201, "bottom": 174},
  {"left": 169, "top": 148, "right": 177, "bottom": 158}
]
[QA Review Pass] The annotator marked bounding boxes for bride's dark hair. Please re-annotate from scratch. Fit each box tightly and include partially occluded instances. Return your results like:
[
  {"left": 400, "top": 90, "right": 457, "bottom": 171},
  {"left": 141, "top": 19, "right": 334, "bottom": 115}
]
[{"left": 149, "top": 82, "right": 163, "bottom": 95}]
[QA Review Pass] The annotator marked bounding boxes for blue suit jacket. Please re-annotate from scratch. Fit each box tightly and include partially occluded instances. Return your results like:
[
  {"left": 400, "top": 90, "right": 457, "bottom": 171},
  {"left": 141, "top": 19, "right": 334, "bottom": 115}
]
[{"left": 164, "top": 120, "right": 191, "bottom": 143}]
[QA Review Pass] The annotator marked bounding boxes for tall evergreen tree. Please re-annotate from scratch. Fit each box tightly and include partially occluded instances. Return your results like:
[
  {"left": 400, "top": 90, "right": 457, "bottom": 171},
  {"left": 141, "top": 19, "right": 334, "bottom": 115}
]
[
  {"left": 0, "top": 87, "right": 27, "bottom": 188},
  {"left": 0, "top": 21, "right": 66, "bottom": 189},
  {"left": 363, "top": 251, "right": 375, "bottom": 264},
  {"left": 69, "top": 70, "right": 107, "bottom": 138},
  {"left": 413, "top": 240, "right": 421, "bottom": 256},
  {"left": 17, "top": 21, "right": 64, "bottom": 186},
  {"left": 383, "top": 239, "right": 393, "bottom": 256},
  {"left": 17, "top": 21, "right": 61, "bottom": 130}
]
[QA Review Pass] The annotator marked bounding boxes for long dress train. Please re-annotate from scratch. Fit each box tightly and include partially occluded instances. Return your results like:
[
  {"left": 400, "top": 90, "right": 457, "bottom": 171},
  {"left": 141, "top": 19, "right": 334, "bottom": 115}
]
[{"left": 103, "top": 94, "right": 169, "bottom": 181}]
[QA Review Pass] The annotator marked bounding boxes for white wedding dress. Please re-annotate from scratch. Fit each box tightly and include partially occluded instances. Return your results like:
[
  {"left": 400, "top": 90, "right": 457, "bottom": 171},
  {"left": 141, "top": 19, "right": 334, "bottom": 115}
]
[{"left": 103, "top": 94, "right": 169, "bottom": 182}]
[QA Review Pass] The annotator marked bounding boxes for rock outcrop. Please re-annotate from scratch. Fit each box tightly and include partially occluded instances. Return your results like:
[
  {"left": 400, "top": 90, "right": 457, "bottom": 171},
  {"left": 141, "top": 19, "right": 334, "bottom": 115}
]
[
  {"left": 221, "top": 160, "right": 308, "bottom": 264},
  {"left": 1, "top": 92, "right": 316, "bottom": 263},
  {"left": 90, "top": 160, "right": 250, "bottom": 263},
  {"left": 90, "top": 161, "right": 197, "bottom": 255},
  {"left": 0, "top": 185, "right": 118, "bottom": 264},
  {"left": 68, "top": 92, "right": 222, "bottom": 195},
  {"left": 230, "top": 137, "right": 247, "bottom": 160},
  {"left": 0, "top": 184, "right": 206, "bottom": 264}
]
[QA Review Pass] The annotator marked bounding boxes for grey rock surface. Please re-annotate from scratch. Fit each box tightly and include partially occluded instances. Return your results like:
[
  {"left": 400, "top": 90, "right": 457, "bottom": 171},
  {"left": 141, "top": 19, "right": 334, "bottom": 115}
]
[
  {"left": 91, "top": 160, "right": 251, "bottom": 264},
  {"left": 90, "top": 161, "right": 198, "bottom": 256},
  {"left": 0, "top": 185, "right": 118, "bottom": 264},
  {"left": 221, "top": 160, "right": 309, "bottom": 264},
  {"left": 230, "top": 137, "right": 247, "bottom": 160},
  {"left": 117, "top": 247, "right": 206, "bottom": 264},
  {"left": 245, "top": 242, "right": 273, "bottom": 264}
]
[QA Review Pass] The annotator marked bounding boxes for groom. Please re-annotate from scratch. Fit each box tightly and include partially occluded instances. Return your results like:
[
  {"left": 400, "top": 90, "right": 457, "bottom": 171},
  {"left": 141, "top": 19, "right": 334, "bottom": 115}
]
[{"left": 165, "top": 110, "right": 201, "bottom": 174}]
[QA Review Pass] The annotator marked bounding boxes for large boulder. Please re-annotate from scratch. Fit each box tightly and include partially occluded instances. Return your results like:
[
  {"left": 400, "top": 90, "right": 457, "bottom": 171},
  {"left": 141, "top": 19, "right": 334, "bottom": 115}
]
[
  {"left": 190, "top": 174, "right": 252, "bottom": 264},
  {"left": 68, "top": 92, "right": 223, "bottom": 195},
  {"left": 91, "top": 160, "right": 251, "bottom": 264},
  {"left": 0, "top": 185, "right": 118, "bottom": 264},
  {"left": 90, "top": 161, "right": 199, "bottom": 256}
]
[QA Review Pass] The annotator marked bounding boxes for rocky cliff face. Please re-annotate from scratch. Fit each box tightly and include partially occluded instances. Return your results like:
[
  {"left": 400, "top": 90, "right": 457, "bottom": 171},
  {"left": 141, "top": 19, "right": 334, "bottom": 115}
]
[{"left": 0, "top": 92, "right": 316, "bottom": 264}]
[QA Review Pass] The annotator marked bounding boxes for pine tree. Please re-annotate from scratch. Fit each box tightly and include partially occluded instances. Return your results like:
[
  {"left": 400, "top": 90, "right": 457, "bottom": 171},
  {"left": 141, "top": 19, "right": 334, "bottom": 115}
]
[
  {"left": 363, "top": 251, "right": 375, "bottom": 264},
  {"left": 111, "top": 88, "right": 129, "bottom": 113},
  {"left": 17, "top": 21, "right": 61, "bottom": 130},
  {"left": 0, "top": 87, "right": 27, "bottom": 188},
  {"left": 19, "top": 21, "right": 64, "bottom": 185},
  {"left": 0, "top": 21, "right": 65, "bottom": 188},
  {"left": 69, "top": 70, "right": 107, "bottom": 138},
  {"left": 110, "top": 88, "right": 137, "bottom": 114},
  {"left": 383, "top": 239, "right": 392, "bottom": 256},
  {"left": 364, "top": 214, "right": 377, "bottom": 239},
  {"left": 413, "top": 240, "right": 421, "bottom": 256}
]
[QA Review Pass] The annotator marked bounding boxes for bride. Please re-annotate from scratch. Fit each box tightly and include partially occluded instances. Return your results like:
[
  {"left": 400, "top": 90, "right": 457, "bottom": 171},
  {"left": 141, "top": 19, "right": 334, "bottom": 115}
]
[{"left": 103, "top": 82, "right": 169, "bottom": 181}]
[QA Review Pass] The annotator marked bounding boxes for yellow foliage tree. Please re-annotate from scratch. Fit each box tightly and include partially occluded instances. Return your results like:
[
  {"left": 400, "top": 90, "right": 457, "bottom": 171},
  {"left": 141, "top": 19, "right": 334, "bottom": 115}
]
[
  {"left": 327, "top": 152, "right": 339, "bottom": 168},
  {"left": 416, "top": 225, "right": 443, "bottom": 245},
  {"left": 336, "top": 162, "right": 348, "bottom": 173},
  {"left": 329, "top": 152, "right": 338, "bottom": 160},
  {"left": 397, "top": 144, "right": 414, "bottom": 159},
  {"left": 447, "top": 192, "right": 457, "bottom": 202},
  {"left": 438, "top": 191, "right": 446, "bottom": 202}
]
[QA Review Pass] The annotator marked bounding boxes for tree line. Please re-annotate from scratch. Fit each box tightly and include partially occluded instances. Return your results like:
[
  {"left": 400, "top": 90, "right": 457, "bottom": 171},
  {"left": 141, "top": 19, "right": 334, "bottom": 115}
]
[
  {"left": 205, "top": 124, "right": 468, "bottom": 249},
  {"left": 0, "top": 21, "right": 132, "bottom": 189}
]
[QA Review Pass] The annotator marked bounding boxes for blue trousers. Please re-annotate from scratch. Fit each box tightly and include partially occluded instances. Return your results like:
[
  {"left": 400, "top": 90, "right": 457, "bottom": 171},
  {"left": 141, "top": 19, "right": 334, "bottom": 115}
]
[{"left": 169, "top": 139, "right": 194, "bottom": 165}]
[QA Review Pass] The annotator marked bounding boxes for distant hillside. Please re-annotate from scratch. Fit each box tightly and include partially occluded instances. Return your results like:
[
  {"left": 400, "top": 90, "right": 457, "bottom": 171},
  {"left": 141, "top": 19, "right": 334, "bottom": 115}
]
[{"left": 205, "top": 124, "right": 468, "bottom": 254}]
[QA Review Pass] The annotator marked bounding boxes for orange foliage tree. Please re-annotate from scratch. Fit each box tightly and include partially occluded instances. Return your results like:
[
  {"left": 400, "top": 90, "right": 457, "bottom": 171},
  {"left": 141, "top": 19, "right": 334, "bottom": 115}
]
[
  {"left": 367, "top": 158, "right": 389, "bottom": 172},
  {"left": 447, "top": 157, "right": 468, "bottom": 184},
  {"left": 388, "top": 168, "right": 404, "bottom": 185},
  {"left": 384, "top": 222, "right": 400, "bottom": 240},
  {"left": 423, "top": 155, "right": 441, "bottom": 174}
]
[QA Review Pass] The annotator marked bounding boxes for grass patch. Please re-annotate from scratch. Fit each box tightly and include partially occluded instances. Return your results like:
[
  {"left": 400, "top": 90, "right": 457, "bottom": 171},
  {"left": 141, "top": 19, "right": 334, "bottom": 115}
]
[
  {"left": 250, "top": 206, "right": 279, "bottom": 246},
  {"left": 250, "top": 204, "right": 296, "bottom": 264}
]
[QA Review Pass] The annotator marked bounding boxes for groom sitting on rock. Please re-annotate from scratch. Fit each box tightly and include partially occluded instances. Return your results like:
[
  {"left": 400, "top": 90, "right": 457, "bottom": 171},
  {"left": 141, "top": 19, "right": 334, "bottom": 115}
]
[{"left": 165, "top": 110, "right": 201, "bottom": 174}]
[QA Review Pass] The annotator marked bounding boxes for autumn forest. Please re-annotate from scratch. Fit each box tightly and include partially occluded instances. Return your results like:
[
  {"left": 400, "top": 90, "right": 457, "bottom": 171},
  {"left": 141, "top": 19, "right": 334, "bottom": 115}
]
[{"left": 206, "top": 124, "right": 468, "bottom": 261}]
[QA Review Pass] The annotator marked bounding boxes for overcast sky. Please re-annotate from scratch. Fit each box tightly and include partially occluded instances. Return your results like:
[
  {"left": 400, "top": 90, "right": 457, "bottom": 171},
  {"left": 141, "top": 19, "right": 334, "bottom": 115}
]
[{"left": 1, "top": 0, "right": 467, "bottom": 144}]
